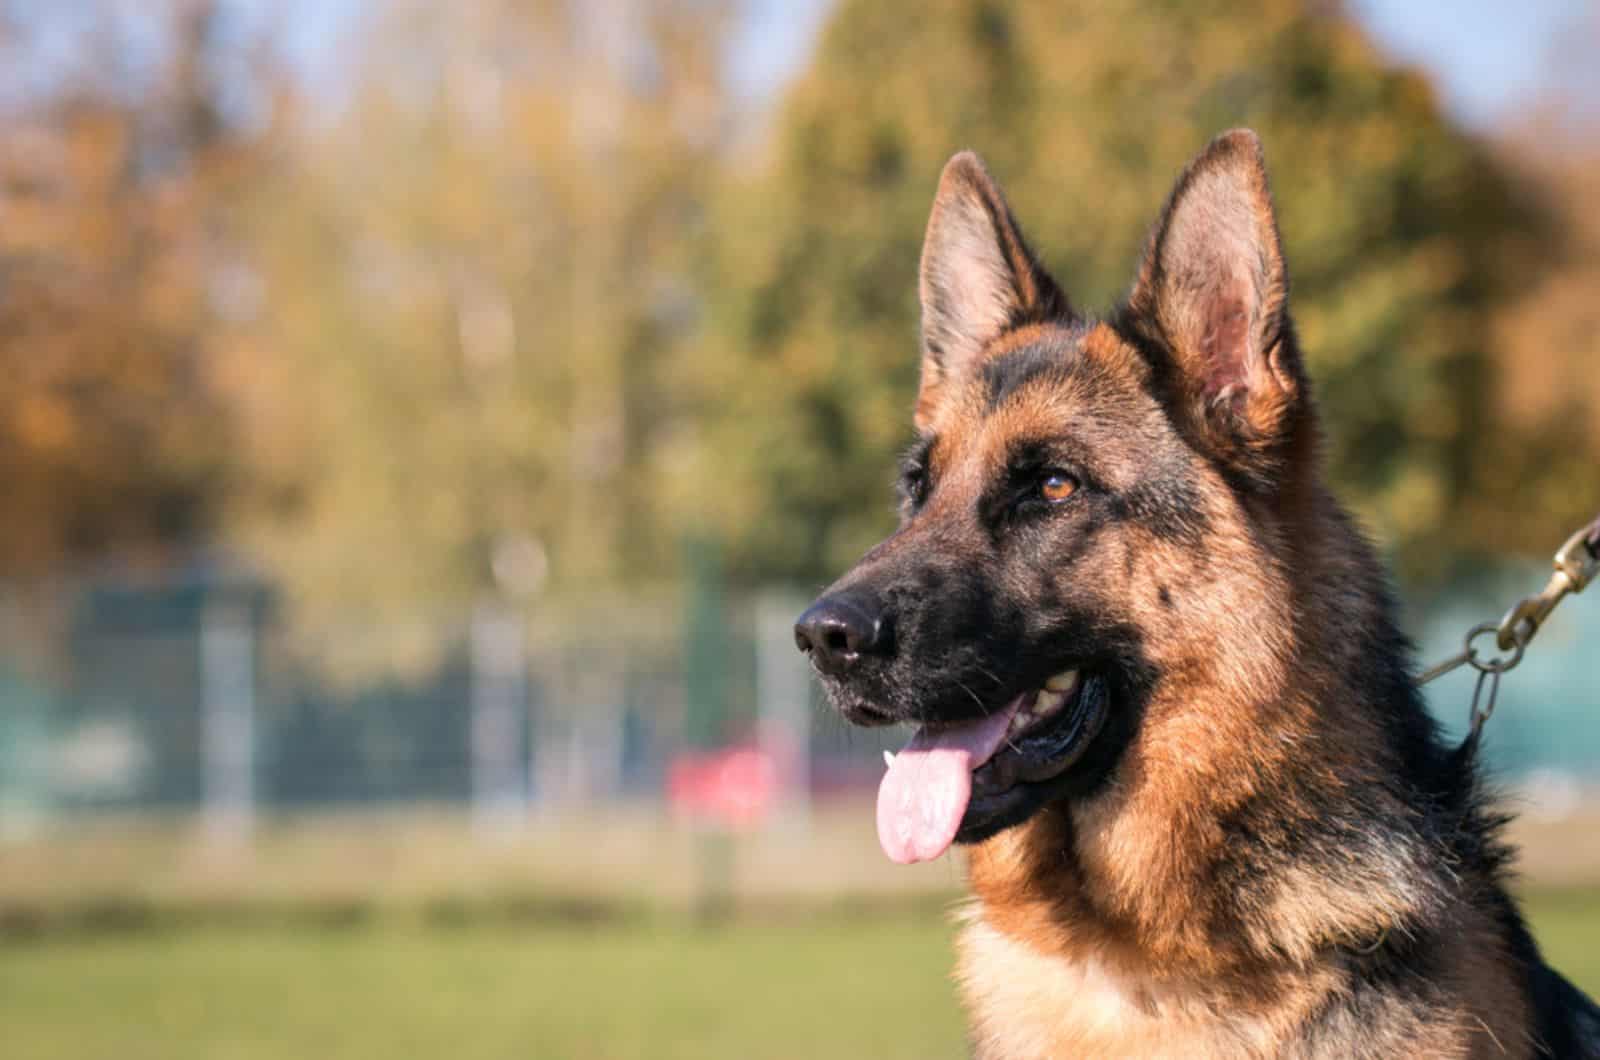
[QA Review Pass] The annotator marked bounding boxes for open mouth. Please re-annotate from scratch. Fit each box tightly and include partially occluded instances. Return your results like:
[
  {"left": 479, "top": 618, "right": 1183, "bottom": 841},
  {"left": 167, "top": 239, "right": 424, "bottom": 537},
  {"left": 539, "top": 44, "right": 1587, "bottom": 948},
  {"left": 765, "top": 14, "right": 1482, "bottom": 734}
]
[{"left": 875, "top": 668, "right": 1108, "bottom": 863}]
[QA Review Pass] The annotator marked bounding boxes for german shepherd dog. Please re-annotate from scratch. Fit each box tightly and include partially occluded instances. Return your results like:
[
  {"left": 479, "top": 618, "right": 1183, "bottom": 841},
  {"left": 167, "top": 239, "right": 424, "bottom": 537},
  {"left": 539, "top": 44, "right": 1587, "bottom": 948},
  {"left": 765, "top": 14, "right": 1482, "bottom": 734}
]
[{"left": 793, "top": 130, "right": 1600, "bottom": 1057}]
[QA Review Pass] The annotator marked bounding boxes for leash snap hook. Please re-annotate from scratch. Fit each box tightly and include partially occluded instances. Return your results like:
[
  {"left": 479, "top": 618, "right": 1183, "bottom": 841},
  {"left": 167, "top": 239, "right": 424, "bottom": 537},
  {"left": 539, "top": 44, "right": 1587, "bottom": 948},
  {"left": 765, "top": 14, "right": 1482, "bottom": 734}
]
[
  {"left": 1490, "top": 523, "right": 1600, "bottom": 653},
  {"left": 1554, "top": 523, "right": 1600, "bottom": 596},
  {"left": 1493, "top": 586, "right": 1560, "bottom": 653},
  {"left": 1415, "top": 511, "right": 1600, "bottom": 751}
]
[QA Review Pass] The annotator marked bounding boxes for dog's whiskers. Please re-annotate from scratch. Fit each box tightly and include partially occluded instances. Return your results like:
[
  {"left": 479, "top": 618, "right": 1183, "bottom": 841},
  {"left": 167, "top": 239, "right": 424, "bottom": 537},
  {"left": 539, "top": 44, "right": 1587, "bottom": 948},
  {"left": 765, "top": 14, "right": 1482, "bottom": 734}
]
[
  {"left": 971, "top": 663, "right": 1004, "bottom": 689},
  {"left": 954, "top": 679, "right": 989, "bottom": 715}
]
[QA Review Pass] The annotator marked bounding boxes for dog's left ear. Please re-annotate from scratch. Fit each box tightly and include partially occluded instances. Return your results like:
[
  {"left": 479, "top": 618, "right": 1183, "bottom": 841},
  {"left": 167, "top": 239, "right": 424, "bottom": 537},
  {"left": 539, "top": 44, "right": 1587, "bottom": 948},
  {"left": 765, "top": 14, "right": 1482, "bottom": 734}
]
[{"left": 1125, "top": 129, "right": 1306, "bottom": 478}]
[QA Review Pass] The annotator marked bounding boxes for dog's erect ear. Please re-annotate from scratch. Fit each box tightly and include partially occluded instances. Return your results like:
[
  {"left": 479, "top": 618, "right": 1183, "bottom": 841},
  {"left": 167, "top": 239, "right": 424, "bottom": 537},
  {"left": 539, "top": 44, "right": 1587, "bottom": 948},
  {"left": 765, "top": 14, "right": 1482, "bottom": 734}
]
[
  {"left": 1125, "top": 130, "right": 1306, "bottom": 476},
  {"left": 916, "top": 152, "right": 1070, "bottom": 428}
]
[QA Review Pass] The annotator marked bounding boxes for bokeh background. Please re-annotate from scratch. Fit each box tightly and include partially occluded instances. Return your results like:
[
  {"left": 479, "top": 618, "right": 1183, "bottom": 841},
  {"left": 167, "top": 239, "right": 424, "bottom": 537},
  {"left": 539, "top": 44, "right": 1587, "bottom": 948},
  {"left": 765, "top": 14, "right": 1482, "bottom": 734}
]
[{"left": 1, "top": 1, "right": 1599, "bottom": 1057}]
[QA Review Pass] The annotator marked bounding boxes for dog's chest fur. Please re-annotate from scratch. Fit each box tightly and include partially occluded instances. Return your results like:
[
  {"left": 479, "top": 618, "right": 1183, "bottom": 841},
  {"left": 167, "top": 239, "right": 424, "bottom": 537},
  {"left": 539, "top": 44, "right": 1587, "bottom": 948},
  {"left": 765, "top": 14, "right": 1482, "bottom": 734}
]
[
  {"left": 955, "top": 909, "right": 1526, "bottom": 1060},
  {"left": 958, "top": 915, "right": 1268, "bottom": 1059}
]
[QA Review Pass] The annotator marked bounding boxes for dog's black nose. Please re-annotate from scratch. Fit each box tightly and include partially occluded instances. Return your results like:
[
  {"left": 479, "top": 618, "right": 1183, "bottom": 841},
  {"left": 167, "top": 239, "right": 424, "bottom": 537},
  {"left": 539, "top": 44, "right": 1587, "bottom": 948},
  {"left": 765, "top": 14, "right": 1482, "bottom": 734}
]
[{"left": 794, "top": 591, "right": 892, "bottom": 674}]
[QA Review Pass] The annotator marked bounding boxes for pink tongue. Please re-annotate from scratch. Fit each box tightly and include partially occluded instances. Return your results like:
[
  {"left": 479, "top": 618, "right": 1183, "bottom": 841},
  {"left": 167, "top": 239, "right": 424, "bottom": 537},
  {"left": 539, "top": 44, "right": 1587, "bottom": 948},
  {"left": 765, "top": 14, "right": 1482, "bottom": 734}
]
[{"left": 876, "top": 697, "right": 1022, "bottom": 864}]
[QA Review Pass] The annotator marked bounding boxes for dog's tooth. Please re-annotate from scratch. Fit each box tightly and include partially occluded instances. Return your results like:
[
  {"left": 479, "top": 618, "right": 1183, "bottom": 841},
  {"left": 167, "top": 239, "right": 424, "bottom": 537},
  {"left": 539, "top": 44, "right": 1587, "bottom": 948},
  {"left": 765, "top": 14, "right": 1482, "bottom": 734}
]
[
  {"left": 1007, "top": 708, "right": 1032, "bottom": 737},
  {"left": 1044, "top": 669, "right": 1080, "bottom": 694},
  {"left": 1034, "top": 688, "right": 1067, "bottom": 717},
  {"left": 883, "top": 750, "right": 896, "bottom": 767}
]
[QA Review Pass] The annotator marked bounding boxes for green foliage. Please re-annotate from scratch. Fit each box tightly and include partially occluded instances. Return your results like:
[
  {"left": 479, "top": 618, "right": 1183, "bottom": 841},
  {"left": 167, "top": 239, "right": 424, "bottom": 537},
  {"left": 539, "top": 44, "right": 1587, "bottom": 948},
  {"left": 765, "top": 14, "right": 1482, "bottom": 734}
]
[
  {"left": 7, "top": 0, "right": 1586, "bottom": 621},
  {"left": 235, "top": 0, "right": 729, "bottom": 625},
  {"left": 696, "top": 0, "right": 1544, "bottom": 585}
]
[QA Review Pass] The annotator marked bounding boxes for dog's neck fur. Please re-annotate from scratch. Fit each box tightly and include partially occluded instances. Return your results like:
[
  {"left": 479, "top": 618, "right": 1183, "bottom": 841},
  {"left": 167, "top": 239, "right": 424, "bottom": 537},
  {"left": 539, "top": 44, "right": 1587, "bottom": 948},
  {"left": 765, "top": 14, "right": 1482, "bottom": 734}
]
[{"left": 957, "top": 460, "right": 1532, "bottom": 1057}]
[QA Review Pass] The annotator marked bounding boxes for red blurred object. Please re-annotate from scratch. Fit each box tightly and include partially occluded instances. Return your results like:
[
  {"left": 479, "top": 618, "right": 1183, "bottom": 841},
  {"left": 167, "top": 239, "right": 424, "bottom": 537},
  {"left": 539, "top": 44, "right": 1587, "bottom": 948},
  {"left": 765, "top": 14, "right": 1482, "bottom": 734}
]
[{"left": 667, "top": 747, "right": 777, "bottom": 830}]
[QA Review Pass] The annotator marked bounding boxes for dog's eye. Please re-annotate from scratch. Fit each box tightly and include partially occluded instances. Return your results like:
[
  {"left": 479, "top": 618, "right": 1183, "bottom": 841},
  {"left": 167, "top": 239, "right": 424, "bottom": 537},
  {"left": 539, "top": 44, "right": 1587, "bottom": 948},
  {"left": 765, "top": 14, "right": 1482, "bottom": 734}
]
[{"left": 1038, "top": 471, "right": 1078, "bottom": 504}]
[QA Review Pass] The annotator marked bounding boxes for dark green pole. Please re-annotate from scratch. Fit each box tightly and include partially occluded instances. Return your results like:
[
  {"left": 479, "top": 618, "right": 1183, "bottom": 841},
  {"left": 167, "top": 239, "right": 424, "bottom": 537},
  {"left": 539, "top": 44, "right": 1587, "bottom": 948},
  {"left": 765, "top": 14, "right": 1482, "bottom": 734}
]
[{"left": 683, "top": 536, "right": 727, "bottom": 749}]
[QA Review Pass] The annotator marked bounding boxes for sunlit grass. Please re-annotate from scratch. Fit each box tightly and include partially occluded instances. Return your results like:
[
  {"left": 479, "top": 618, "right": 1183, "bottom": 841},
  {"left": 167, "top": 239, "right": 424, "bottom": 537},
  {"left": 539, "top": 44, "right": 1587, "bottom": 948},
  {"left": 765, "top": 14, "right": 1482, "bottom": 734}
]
[{"left": 2, "top": 892, "right": 1596, "bottom": 1060}]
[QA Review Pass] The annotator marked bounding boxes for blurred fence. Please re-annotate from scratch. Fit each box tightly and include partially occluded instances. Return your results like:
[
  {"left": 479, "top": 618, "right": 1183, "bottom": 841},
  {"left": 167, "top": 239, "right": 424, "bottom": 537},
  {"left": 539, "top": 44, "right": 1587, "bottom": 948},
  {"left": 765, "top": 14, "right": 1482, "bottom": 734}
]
[
  {"left": 0, "top": 563, "right": 1597, "bottom": 842},
  {"left": 0, "top": 567, "right": 908, "bottom": 842}
]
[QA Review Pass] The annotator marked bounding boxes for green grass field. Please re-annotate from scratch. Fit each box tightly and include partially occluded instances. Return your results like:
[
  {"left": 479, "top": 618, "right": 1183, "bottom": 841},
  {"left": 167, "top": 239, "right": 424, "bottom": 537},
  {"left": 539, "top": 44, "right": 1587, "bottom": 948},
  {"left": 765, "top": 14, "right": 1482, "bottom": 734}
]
[{"left": 3, "top": 892, "right": 1598, "bottom": 1060}]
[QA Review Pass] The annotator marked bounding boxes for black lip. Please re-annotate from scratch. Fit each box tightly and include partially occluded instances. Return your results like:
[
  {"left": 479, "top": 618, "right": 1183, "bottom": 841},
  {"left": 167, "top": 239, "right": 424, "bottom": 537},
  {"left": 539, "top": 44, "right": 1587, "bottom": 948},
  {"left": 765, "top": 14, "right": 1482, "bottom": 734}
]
[{"left": 953, "top": 672, "right": 1112, "bottom": 843}]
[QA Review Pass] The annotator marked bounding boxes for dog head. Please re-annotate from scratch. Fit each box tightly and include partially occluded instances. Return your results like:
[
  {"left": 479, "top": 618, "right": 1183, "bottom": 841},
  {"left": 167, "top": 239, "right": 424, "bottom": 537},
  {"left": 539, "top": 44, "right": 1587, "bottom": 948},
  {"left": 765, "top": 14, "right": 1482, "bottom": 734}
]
[{"left": 795, "top": 130, "right": 1318, "bottom": 862}]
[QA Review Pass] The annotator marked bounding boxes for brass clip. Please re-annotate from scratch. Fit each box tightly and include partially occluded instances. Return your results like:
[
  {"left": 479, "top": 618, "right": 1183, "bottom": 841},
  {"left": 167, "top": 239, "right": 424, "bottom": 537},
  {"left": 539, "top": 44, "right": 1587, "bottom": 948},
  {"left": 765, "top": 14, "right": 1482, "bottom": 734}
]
[
  {"left": 1554, "top": 523, "right": 1600, "bottom": 595},
  {"left": 1494, "top": 525, "right": 1600, "bottom": 651}
]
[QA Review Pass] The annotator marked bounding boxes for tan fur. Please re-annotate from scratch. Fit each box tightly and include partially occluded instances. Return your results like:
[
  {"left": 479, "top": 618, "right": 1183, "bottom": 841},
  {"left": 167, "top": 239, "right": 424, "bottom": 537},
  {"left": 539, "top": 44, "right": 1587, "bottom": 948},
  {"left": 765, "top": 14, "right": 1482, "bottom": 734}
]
[
  {"left": 957, "top": 909, "right": 1521, "bottom": 1059},
  {"left": 948, "top": 321, "right": 1532, "bottom": 1057}
]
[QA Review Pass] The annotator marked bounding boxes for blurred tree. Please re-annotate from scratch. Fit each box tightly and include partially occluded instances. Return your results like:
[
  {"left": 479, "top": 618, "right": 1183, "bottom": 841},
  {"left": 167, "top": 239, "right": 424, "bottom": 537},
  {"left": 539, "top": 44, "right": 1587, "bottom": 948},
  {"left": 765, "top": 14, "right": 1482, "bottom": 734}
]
[
  {"left": 695, "top": 0, "right": 1553, "bottom": 586},
  {"left": 1487, "top": 129, "right": 1600, "bottom": 556},
  {"left": 1483, "top": 10, "right": 1600, "bottom": 560},
  {"left": 0, "top": 1, "right": 265, "bottom": 579},
  {"left": 231, "top": 0, "right": 730, "bottom": 633}
]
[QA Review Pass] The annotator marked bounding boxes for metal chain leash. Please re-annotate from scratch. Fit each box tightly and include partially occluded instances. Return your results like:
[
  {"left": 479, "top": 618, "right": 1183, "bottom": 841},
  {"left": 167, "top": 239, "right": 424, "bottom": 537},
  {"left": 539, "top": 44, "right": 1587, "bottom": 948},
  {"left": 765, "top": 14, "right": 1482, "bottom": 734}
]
[{"left": 1416, "top": 513, "right": 1600, "bottom": 743}]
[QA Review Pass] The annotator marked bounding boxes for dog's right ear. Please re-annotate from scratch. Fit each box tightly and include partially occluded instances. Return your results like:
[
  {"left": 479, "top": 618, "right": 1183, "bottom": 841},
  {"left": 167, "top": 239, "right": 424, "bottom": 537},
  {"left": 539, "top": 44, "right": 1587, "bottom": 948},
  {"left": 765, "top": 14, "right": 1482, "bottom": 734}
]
[
  {"left": 1123, "top": 130, "right": 1305, "bottom": 484},
  {"left": 916, "top": 152, "right": 1069, "bottom": 429}
]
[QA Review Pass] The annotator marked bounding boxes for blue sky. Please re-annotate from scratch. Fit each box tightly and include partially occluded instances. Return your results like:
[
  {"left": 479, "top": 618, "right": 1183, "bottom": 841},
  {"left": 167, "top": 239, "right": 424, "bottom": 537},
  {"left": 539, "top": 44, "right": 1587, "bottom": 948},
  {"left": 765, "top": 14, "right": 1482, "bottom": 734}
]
[
  {"left": 730, "top": 0, "right": 1599, "bottom": 131},
  {"left": 1348, "top": 0, "right": 1595, "bottom": 128},
  {"left": 7, "top": 1, "right": 1592, "bottom": 134}
]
